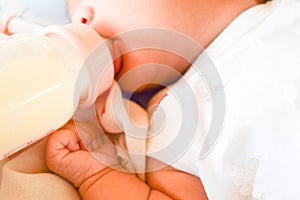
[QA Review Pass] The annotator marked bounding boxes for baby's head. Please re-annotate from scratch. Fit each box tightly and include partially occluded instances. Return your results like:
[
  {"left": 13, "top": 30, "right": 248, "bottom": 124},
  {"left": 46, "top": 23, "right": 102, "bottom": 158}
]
[
  {"left": 67, "top": 0, "right": 210, "bottom": 92},
  {"left": 67, "top": 0, "right": 263, "bottom": 92}
]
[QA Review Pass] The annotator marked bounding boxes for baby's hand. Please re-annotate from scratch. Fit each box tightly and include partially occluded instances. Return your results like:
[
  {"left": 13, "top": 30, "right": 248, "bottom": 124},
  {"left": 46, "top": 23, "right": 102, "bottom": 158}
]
[{"left": 45, "top": 120, "right": 116, "bottom": 187}]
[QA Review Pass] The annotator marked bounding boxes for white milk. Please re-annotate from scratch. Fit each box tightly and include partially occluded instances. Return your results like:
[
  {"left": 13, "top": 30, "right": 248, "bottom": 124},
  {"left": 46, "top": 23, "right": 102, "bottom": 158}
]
[
  {"left": 0, "top": 24, "right": 114, "bottom": 159},
  {"left": 0, "top": 36, "right": 74, "bottom": 156}
]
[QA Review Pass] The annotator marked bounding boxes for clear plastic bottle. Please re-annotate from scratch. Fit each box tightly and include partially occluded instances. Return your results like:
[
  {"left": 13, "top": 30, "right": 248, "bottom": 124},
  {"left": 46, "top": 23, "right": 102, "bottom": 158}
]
[
  {"left": 0, "top": 12, "right": 44, "bottom": 35},
  {"left": 0, "top": 23, "right": 114, "bottom": 159}
]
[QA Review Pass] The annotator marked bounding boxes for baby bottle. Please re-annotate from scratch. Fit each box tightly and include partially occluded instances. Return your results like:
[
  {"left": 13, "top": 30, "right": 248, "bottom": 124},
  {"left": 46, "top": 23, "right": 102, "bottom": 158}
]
[
  {"left": 0, "top": 12, "right": 44, "bottom": 35},
  {"left": 0, "top": 23, "right": 114, "bottom": 159}
]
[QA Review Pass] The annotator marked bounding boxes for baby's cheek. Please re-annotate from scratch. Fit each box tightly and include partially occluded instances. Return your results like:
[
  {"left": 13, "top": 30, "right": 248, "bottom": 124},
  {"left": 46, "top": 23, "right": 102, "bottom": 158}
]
[{"left": 115, "top": 50, "right": 188, "bottom": 92}]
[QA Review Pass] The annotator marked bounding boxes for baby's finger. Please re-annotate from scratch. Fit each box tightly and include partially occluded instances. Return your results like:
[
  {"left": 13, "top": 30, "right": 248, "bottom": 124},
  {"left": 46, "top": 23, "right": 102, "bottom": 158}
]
[
  {"left": 45, "top": 126, "right": 81, "bottom": 169},
  {"left": 49, "top": 129, "right": 80, "bottom": 153}
]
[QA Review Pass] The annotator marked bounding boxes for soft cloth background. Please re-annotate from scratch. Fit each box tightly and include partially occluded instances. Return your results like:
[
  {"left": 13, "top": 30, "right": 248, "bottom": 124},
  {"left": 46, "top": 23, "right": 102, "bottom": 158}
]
[{"left": 0, "top": 138, "right": 82, "bottom": 200}]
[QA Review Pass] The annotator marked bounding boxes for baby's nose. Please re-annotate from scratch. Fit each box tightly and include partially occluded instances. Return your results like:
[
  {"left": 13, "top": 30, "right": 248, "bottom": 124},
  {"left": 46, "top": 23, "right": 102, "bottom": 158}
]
[{"left": 72, "top": 6, "right": 94, "bottom": 25}]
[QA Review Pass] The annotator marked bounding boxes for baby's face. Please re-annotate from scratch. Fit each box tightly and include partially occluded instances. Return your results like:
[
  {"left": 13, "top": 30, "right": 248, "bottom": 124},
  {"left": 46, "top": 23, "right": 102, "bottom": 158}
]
[{"left": 72, "top": 0, "right": 201, "bottom": 92}]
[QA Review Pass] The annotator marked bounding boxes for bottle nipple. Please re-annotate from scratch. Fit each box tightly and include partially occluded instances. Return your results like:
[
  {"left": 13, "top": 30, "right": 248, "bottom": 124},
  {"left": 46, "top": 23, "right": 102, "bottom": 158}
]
[{"left": 43, "top": 23, "right": 115, "bottom": 107}]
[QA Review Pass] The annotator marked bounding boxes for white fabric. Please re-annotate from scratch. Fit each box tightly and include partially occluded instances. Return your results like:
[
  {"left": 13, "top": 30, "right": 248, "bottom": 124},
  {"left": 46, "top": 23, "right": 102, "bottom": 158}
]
[
  {"left": 149, "top": 0, "right": 300, "bottom": 199},
  {"left": 0, "top": 138, "right": 81, "bottom": 200},
  {"left": 0, "top": 0, "right": 70, "bottom": 25}
]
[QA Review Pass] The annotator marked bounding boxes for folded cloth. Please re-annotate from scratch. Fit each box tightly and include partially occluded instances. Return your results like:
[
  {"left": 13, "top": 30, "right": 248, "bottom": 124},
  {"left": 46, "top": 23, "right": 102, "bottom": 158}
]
[{"left": 0, "top": 138, "right": 81, "bottom": 200}]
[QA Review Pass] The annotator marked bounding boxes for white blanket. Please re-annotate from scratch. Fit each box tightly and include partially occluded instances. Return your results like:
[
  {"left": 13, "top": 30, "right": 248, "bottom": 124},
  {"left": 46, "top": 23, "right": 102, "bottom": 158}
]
[{"left": 0, "top": 138, "right": 81, "bottom": 200}]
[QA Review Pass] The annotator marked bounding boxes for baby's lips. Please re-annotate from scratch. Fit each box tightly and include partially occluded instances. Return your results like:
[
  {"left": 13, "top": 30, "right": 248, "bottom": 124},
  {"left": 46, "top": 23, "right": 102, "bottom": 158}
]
[
  {"left": 113, "top": 56, "right": 122, "bottom": 75},
  {"left": 110, "top": 39, "right": 122, "bottom": 75}
]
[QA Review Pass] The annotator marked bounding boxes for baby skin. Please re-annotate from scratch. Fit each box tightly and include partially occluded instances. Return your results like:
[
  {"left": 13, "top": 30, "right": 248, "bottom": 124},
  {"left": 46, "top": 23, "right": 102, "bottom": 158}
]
[{"left": 45, "top": 121, "right": 208, "bottom": 200}]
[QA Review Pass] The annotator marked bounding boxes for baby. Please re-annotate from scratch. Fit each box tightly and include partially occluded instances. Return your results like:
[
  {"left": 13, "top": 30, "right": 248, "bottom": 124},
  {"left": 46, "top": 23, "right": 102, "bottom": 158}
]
[{"left": 45, "top": 0, "right": 300, "bottom": 199}]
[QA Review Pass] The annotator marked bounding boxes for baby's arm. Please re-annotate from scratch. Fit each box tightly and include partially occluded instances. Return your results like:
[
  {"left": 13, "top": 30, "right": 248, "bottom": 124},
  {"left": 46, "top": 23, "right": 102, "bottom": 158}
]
[
  {"left": 79, "top": 160, "right": 207, "bottom": 200},
  {"left": 78, "top": 165, "right": 172, "bottom": 200},
  {"left": 146, "top": 158, "right": 208, "bottom": 200},
  {"left": 46, "top": 121, "right": 208, "bottom": 200}
]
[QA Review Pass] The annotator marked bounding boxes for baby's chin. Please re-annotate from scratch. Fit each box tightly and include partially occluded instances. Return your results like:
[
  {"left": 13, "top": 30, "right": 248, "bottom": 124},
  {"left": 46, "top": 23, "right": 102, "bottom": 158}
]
[
  {"left": 115, "top": 67, "right": 182, "bottom": 93},
  {"left": 116, "top": 81, "right": 160, "bottom": 93},
  {"left": 128, "top": 83, "right": 164, "bottom": 93},
  {"left": 115, "top": 73, "right": 177, "bottom": 93}
]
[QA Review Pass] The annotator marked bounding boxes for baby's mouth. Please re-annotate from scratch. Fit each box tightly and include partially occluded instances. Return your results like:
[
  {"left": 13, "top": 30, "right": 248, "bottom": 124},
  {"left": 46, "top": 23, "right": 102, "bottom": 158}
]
[{"left": 110, "top": 39, "right": 122, "bottom": 75}]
